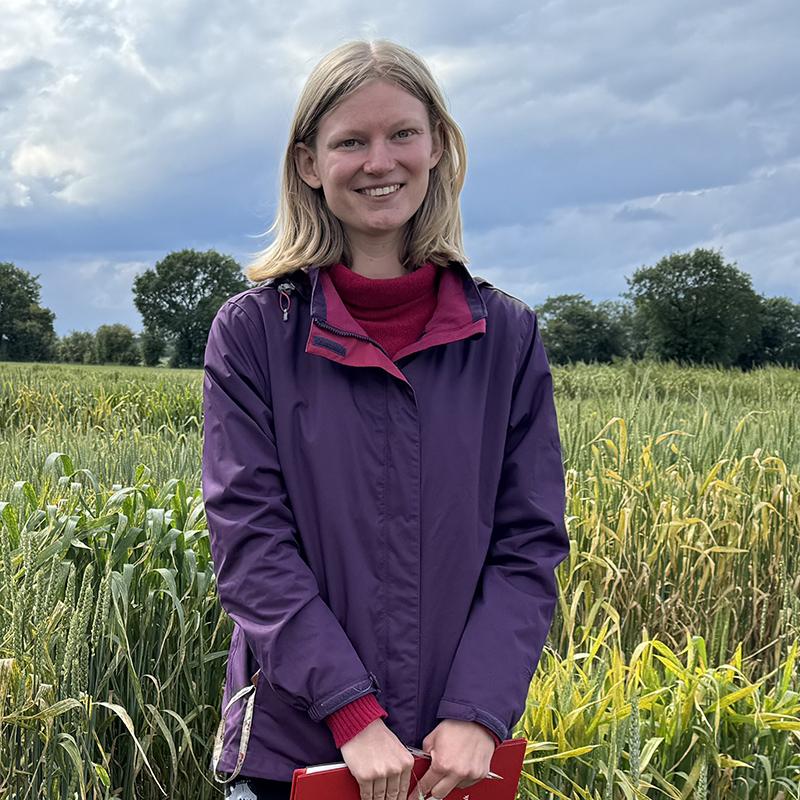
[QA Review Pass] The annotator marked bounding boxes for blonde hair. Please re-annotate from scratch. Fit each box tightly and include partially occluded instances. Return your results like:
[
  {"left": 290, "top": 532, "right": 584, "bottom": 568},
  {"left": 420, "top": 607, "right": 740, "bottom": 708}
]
[{"left": 244, "top": 38, "right": 469, "bottom": 283}]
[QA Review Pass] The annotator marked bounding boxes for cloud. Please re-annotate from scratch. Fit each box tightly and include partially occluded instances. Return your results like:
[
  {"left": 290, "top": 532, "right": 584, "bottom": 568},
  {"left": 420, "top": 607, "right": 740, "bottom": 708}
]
[
  {"left": 0, "top": 0, "right": 797, "bottom": 335},
  {"left": 613, "top": 206, "right": 674, "bottom": 223},
  {"left": 468, "top": 156, "right": 800, "bottom": 304},
  {"left": 0, "top": 177, "right": 31, "bottom": 208}
]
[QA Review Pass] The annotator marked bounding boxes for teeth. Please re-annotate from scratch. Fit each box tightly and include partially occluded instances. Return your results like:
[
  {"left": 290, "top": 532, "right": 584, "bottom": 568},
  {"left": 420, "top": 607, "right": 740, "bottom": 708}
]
[{"left": 358, "top": 184, "right": 401, "bottom": 197}]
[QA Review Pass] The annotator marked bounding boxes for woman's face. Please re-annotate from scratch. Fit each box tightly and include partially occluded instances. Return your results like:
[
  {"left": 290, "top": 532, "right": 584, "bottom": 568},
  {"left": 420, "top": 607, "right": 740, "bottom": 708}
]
[{"left": 294, "top": 79, "right": 444, "bottom": 250}]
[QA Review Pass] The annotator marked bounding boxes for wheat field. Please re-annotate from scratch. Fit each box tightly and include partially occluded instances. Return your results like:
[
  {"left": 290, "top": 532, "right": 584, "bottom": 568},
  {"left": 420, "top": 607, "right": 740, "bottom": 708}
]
[{"left": 1, "top": 360, "right": 798, "bottom": 799}]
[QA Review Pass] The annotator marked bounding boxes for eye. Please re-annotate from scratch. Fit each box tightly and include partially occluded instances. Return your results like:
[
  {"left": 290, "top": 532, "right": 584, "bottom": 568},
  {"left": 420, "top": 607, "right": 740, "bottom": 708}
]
[{"left": 338, "top": 130, "right": 416, "bottom": 148}]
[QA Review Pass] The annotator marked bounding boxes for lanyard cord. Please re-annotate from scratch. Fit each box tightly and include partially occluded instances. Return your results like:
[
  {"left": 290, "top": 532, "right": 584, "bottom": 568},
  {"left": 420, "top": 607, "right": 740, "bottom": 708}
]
[{"left": 211, "top": 670, "right": 260, "bottom": 784}]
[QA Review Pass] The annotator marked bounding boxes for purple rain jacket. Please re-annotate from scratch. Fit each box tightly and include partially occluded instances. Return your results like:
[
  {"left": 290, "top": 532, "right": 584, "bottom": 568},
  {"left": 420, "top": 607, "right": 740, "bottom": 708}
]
[{"left": 201, "top": 259, "right": 570, "bottom": 782}]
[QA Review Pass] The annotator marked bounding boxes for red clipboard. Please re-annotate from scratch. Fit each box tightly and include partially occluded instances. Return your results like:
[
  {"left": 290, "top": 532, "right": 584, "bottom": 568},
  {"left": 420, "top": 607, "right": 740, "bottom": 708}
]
[{"left": 289, "top": 737, "right": 527, "bottom": 800}]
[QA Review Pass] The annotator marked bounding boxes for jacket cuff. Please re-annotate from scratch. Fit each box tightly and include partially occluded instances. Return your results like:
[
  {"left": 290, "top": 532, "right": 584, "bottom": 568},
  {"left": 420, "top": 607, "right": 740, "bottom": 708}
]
[
  {"left": 436, "top": 697, "right": 508, "bottom": 743},
  {"left": 307, "top": 672, "right": 381, "bottom": 722},
  {"left": 325, "top": 693, "right": 388, "bottom": 749}
]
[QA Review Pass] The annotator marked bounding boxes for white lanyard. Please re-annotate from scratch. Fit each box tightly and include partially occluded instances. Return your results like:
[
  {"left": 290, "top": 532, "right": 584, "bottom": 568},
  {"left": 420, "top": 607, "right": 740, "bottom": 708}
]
[{"left": 211, "top": 669, "right": 260, "bottom": 783}]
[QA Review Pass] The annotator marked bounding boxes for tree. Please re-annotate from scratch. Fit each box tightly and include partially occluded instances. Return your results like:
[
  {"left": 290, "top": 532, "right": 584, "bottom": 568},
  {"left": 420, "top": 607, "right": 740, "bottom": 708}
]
[
  {"left": 95, "top": 324, "right": 140, "bottom": 365},
  {"left": 133, "top": 249, "right": 249, "bottom": 368},
  {"left": 59, "top": 331, "right": 96, "bottom": 364},
  {"left": 0, "top": 261, "right": 58, "bottom": 362},
  {"left": 758, "top": 296, "right": 800, "bottom": 367},
  {"left": 602, "top": 299, "right": 645, "bottom": 360},
  {"left": 536, "top": 293, "right": 628, "bottom": 364},
  {"left": 140, "top": 328, "right": 166, "bottom": 367},
  {"left": 624, "top": 248, "right": 762, "bottom": 368}
]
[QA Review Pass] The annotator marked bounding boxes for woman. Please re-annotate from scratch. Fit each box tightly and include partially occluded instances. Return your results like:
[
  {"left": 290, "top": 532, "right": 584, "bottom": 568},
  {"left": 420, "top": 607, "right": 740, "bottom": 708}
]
[{"left": 201, "top": 38, "right": 570, "bottom": 800}]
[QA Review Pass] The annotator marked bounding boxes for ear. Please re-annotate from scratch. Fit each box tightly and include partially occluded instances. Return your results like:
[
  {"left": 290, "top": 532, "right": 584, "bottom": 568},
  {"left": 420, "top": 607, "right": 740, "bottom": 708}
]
[
  {"left": 294, "top": 142, "right": 322, "bottom": 190},
  {"left": 429, "top": 120, "right": 444, "bottom": 169}
]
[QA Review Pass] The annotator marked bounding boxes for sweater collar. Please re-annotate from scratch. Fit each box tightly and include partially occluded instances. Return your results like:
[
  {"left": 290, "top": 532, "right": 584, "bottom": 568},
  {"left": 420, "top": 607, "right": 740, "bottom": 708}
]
[
  {"left": 326, "top": 261, "right": 439, "bottom": 311},
  {"left": 300, "top": 259, "right": 488, "bottom": 386}
]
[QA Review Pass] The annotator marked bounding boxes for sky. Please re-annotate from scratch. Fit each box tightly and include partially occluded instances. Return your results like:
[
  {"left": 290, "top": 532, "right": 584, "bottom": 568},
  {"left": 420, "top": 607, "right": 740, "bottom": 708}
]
[{"left": 1, "top": 0, "right": 799, "bottom": 336}]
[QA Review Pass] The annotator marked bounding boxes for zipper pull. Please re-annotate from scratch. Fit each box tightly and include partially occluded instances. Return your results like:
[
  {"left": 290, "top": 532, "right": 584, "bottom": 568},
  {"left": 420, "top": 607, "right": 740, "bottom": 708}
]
[{"left": 276, "top": 281, "right": 294, "bottom": 322}]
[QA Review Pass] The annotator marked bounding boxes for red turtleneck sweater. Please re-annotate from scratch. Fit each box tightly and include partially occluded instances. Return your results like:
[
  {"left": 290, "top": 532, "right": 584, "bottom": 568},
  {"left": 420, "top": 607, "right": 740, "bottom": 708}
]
[
  {"left": 320, "top": 260, "right": 502, "bottom": 751},
  {"left": 325, "top": 260, "right": 440, "bottom": 358}
]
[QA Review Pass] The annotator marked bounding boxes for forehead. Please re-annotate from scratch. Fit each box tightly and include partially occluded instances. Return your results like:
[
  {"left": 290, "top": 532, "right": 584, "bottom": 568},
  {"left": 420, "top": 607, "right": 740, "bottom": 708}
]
[{"left": 319, "top": 80, "right": 428, "bottom": 136}]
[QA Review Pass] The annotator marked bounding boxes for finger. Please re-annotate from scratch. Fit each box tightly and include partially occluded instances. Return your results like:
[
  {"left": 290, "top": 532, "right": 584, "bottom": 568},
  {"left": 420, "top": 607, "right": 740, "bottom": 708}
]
[
  {"left": 398, "top": 764, "right": 412, "bottom": 800},
  {"left": 429, "top": 774, "right": 459, "bottom": 800},
  {"left": 360, "top": 778, "right": 374, "bottom": 800},
  {"left": 455, "top": 774, "right": 485, "bottom": 789},
  {"left": 417, "top": 762, "right": 443, "bottom": 798},
  {"left": 373, "top": 774, "right": 388, "bottom": 800},
  {"left": 386, "top": 768, "right": 402, "bottom": 800}
]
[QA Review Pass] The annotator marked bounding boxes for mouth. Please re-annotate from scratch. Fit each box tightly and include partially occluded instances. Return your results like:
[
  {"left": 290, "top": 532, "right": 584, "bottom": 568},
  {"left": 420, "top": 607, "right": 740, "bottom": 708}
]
[{"left": 354, "top": 183, "right": 404, "bottom": 199}]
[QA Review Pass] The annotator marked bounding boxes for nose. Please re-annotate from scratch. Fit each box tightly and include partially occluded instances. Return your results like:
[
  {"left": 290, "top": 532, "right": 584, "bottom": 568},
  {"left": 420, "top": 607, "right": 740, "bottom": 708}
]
[{"left": 363, "top": 139, "right": 395, "bottom": 175}]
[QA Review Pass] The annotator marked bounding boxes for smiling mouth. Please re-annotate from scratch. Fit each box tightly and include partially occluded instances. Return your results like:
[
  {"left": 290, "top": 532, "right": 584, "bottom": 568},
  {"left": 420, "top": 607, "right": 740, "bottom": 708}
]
[{"left": 355, "top": 183, "right": 404, "bottom": 198}]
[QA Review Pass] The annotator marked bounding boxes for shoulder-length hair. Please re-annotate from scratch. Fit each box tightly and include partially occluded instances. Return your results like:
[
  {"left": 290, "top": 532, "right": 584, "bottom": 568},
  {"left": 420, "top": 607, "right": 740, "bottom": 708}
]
[{"left": 244, "top": 38, "right": 469, "bottom": 283}]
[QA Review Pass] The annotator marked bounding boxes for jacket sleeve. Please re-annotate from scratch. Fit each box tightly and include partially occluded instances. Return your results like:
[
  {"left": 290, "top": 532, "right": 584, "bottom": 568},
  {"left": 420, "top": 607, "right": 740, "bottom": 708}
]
[
  {"left": 435, "top": 310, "right": 570, "bottom": 742},
  {"left": 202, "top": 298, "right": 380, "bottom": 722}
]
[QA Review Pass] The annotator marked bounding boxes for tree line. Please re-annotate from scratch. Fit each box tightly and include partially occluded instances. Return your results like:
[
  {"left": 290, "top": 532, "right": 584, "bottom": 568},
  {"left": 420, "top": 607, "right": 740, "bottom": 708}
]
[
  {"left": 0, "top": 250, "right": 247, "bottom": 368},
  {"left": 1, "top": 247, "right": 798, "bottom": 369},
  {"left": 539, "top": 248, "right": 800, "bottom": 367}
]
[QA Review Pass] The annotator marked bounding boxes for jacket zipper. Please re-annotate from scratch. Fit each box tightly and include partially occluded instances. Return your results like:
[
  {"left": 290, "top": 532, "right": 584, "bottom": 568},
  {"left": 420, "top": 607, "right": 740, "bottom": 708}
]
[
  {"left": 312, "top": 317, "right": 393, "bottom": 361},
  {"left": 277, "top": 279, "right": 393, "bottom": 361}
]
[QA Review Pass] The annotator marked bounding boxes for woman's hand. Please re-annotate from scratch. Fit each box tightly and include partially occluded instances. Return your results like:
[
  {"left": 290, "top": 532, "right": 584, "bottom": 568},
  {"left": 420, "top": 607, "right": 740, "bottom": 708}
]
[
  {"left": 414, "top": 719, "right": 496, "bottom": 799},
  {"left": 340, "top": 718, "right": 417, "bottom": 800}
]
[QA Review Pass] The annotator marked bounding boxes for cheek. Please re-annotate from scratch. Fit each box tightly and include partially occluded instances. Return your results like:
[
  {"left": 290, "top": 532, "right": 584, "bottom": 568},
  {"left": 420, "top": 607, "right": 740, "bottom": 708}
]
[
  {"left": 407, "top": 153, "right": 433, "bottom": 186},
  {"left": 325, "top": 158, "right": 356, "bottom": 185},
  {"left": 415, "top": 159, "right": 433, "bottom": 179},
  {"left": 407, "top": 141, "right": 435, "bottom": 168}
]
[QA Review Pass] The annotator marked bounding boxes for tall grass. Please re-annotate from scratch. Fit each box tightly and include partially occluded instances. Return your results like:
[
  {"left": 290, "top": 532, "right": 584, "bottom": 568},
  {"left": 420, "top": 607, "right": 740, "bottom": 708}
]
[
  {"left": 0, "top": 458, "right": 227, "bottom": 798},
  {"left": 0, "top": 363, "right": 202, "bottom": 488},
  {"left": 1, "top": 360, "right": 798, "bottom": 798}
]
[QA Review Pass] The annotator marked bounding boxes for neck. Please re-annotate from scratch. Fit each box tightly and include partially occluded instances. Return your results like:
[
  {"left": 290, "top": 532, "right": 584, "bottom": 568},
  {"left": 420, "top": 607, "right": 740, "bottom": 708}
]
[{"left": 345, "top": 232, "right": 408, "bottom": 278}]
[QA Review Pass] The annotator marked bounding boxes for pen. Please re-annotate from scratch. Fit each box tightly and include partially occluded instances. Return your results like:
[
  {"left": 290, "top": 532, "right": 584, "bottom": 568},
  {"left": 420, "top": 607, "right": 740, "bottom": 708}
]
[{"left": 405, "top": 746, "right": 503, "bottom": 781}]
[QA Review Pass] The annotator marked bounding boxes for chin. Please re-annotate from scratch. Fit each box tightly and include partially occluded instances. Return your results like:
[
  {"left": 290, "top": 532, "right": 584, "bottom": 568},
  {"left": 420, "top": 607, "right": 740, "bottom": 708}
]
[
  {"left": 351, "top": 214, "right": 415, "bottom": 234},
  {"left": 362, "top": 224, "right": 411, "bottom": 237}
]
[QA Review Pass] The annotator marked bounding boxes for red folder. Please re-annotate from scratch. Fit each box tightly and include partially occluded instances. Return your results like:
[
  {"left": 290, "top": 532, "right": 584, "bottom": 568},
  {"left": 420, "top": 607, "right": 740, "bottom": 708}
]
[{"left": 289, "top": 737, "right": 527, "bottom": 800}]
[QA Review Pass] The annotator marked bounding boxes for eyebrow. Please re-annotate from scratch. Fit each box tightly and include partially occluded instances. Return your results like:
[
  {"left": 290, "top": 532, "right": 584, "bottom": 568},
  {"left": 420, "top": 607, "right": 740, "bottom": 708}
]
[{"left": 330, "top": 118, "right": 424, "bottom": 138}]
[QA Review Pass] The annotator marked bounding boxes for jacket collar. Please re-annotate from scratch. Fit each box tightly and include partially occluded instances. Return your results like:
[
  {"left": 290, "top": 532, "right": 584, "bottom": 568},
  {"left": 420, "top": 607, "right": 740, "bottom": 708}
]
[{"left": 291, "top": 261, "right": 487, "bottom": 386}]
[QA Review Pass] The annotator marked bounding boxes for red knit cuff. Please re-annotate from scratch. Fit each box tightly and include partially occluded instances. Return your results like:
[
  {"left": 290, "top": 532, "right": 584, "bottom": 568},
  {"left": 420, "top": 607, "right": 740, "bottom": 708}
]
[{"left": 324, "top": 693, "right": 388, "bottom": 749}]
